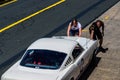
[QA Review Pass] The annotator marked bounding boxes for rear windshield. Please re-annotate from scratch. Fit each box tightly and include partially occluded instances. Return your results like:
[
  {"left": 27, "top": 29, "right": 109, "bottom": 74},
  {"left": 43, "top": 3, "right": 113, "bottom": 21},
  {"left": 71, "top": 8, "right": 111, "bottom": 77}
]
[{"left": 20, "top": 49, "right": 67, "bottom": 69}]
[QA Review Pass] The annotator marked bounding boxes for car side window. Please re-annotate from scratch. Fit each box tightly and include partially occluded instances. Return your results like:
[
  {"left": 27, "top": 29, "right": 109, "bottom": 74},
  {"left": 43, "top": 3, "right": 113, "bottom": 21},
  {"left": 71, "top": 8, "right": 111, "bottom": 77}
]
[{"left": 72, "top": 44, "right": 83, "bottom": 60}]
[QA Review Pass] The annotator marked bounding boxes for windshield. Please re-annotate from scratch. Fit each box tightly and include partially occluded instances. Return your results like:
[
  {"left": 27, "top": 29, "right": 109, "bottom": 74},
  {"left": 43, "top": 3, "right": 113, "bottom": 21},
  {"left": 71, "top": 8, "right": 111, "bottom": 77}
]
[{"left": 20, "top": 49, "right": 67, "bottom": 69}]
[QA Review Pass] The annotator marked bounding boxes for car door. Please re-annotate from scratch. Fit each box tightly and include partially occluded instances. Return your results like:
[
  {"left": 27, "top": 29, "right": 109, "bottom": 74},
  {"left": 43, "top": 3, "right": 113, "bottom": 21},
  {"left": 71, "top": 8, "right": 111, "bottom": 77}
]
[
  {"left": 59, "top": 57, "right": 80, "bottom": 80},
  {"left": 60, "top": 44, "right": 84, "bottom": 80},
  {"left": 71, "top": 44, "right": 85, "bottom": 78},
  {"left": 75, "top": 46, "right": 91, "bottom": 75}
]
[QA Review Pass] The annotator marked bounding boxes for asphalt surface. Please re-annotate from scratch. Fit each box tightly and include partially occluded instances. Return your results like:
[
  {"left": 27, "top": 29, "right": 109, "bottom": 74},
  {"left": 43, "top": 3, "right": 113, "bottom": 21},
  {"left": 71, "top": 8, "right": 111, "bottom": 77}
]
[{"left": 0, "top": 0, "right": 120, "bottom": 80}]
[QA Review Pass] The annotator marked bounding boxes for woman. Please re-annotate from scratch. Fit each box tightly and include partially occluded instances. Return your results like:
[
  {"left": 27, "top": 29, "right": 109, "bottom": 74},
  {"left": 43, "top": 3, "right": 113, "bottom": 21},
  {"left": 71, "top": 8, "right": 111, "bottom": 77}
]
[{"left": 67, "top": 19, "right": 82, "bottom": 37}]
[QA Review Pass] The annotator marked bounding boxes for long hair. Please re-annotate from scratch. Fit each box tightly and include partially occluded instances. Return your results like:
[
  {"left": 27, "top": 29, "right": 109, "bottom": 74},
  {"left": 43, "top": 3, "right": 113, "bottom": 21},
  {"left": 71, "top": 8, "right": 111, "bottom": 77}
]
[
  {"left": 89, "top": 22, "right": 96, "bottom": 34},
  {"left": 71, "top": 18, "right": 78, "bottom": 27},
  {"left": 96, "top": 20, "right": 104, "bottom": 27}
]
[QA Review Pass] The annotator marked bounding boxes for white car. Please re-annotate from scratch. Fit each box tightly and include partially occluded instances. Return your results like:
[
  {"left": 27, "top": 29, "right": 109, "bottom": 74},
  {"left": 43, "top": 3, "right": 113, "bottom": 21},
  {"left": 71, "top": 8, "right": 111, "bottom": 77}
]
[{"left": 1, "top": 36, "right": 97, "bottom": 80}]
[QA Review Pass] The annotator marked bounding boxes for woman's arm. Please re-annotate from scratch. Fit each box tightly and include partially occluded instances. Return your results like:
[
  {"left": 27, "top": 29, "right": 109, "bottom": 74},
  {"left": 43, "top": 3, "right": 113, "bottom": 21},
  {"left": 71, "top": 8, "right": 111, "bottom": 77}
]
[
  {"left": 78, "top": 28, "right": 82, "bottom": 37},
  {"left": 67, "top": 24, "right": 71, "bottom": 36}
]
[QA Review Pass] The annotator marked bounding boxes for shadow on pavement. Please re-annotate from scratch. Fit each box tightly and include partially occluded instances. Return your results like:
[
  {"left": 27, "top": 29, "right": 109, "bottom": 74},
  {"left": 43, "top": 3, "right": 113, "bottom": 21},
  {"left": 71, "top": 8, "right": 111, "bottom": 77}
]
[
  {"left": 79, "top": 47, "right": 109, "bottom": 80},
  {"left": 79, "top": 56, "right": 101, "bottom": 80}
]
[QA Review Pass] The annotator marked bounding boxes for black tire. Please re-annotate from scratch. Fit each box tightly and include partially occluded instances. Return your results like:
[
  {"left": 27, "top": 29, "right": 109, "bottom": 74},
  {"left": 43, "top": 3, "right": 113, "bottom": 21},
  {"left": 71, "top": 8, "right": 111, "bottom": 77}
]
[
  {"left": 92, "top": 48, "right": 98, "bottom": 62},
  {"left": 70, "top": 77, "right": 74, "bottom": 80}
]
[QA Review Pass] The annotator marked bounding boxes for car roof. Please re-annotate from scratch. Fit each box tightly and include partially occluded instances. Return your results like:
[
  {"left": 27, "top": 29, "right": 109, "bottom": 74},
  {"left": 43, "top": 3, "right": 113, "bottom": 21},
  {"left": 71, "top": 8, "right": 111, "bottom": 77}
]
[{"left": 28, "top": 38, "right": 77, "bottom": 54}]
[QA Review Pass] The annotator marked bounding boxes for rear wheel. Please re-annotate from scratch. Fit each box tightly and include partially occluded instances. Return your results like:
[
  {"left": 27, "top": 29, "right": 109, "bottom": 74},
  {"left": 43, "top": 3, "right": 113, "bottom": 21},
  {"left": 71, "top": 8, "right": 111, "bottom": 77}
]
[
  {"left": 92, "top": 48, "right": 98, "bottom": 60},
  {"left": 70, "top": 77, "right": 74, "bottom": 80}
]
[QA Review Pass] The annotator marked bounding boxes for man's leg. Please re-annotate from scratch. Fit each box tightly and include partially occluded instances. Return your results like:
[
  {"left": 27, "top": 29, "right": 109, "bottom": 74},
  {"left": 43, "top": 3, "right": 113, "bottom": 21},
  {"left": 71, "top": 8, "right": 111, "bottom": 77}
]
[{"left": 99, "top": 38, "right": 103, "bottom": 48}]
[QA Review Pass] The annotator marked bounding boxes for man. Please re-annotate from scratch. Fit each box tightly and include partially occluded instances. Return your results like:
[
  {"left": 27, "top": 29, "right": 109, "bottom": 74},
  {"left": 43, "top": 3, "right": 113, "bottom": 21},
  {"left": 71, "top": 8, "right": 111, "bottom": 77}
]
[
  {"left": 67, "top": 18, "right": 82, "bottom": 37},
  {"left": 89, "top": 20, "right": 104, "bottom": 49}
]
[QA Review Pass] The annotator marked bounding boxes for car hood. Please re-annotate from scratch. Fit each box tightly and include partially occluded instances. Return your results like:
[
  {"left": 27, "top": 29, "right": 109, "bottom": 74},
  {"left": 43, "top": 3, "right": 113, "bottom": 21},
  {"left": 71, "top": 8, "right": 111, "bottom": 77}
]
[{"left": 2, "top": 62, "right": 60, "bottom": 80}]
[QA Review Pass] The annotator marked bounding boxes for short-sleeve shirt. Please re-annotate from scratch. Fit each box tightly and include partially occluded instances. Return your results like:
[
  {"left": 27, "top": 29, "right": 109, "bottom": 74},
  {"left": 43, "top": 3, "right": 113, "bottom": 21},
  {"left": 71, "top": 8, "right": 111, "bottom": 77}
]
[{"left": 69, "top": 22, "right": 82, "bottom": 30}]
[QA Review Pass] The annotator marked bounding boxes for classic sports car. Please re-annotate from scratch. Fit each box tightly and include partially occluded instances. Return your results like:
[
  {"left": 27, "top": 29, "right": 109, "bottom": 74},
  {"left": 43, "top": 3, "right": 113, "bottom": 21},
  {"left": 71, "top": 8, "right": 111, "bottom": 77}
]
[{"left": 1, "top": 36, "right": 97, "bottom": 80}]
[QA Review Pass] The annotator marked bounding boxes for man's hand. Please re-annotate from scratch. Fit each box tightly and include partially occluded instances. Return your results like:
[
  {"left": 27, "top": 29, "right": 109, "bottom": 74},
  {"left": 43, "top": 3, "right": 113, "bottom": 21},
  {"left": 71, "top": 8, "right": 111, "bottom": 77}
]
[{"left": 102, "top": 32, "right": 104, "bottom": 36}]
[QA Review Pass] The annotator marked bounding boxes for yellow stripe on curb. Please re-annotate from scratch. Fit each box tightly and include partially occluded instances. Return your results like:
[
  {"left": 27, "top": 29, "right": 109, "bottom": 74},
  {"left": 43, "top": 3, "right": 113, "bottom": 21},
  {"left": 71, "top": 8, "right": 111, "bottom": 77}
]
[
  {"left": 0, "top": 0, "right": 65, "bottom": 33},
  {"left": 0, "top": 0, "right": 17, "bottom": 7},
  {"left": 104, "top": 16, "right": 109, "bottom": 20},
  {"left": 82, "top": 29, "right": 88, "bottom": 32}
]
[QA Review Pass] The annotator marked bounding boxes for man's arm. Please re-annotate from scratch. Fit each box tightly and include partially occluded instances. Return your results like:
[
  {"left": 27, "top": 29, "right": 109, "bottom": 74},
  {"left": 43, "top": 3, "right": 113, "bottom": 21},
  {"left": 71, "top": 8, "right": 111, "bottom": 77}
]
[
  {"left": 90, "top": 30, "right": 94, "bottom": 39},
  {"left": 101, "top": 21, "right": 104, "bottom": 36}
]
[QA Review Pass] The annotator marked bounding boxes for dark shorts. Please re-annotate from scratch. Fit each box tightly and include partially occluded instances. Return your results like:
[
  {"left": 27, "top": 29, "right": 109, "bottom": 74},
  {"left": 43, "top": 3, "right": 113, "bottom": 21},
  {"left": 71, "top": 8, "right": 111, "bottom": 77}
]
[
  {"left": 93, "top": 32, "right": 103, "bottom": 40},
  {"left": 70, "top": 29, "right": 79, "bottom": 36}
]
